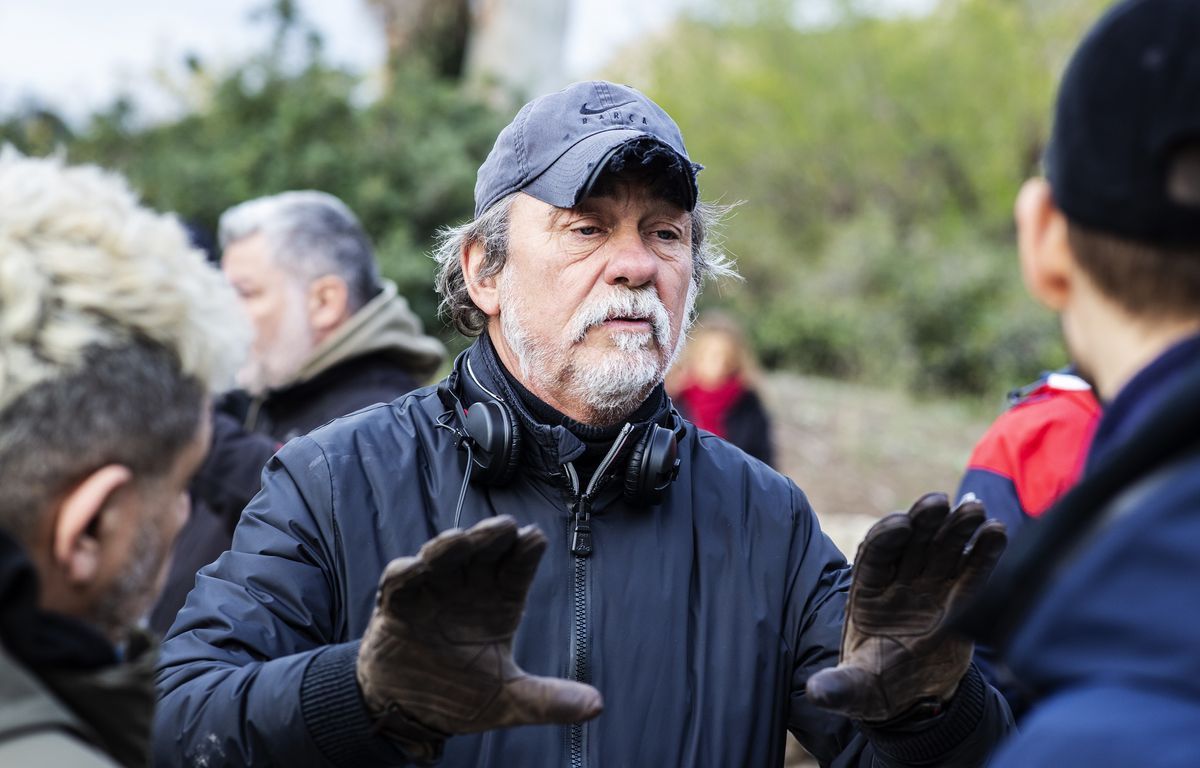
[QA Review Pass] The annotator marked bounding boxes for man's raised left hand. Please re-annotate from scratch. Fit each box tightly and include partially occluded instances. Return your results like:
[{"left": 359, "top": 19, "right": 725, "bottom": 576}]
[{"left": 806, "top": 492, "right": 1006, "bottom": 723}]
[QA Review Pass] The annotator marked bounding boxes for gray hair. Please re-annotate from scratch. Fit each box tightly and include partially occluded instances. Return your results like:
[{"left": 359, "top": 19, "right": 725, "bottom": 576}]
[
  {"left": 432, "top": 195, "right": 738, "bottom": 337},
  {"left": 0, "top": 341, "right": 206, "bottom": 544},
  {"left": 219, "top": 191, "right": 382, "bottom": 311}
]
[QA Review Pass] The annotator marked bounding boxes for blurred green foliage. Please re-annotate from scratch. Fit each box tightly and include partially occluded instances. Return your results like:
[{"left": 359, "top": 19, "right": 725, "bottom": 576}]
[
  {"left": 0, "top": 2, "right": 503, "bottom": 337},
  {"left": 613, "top": 0, "right": 1109, "bottom": 398},
  {"left": 1, "top": 0, "right": 1113, "bottom": 398}
]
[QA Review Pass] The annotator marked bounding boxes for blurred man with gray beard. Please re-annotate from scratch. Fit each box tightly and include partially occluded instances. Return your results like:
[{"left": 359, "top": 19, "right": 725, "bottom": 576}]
[{"left": 149, "top": 191, "right": 446, "bottom": 634}]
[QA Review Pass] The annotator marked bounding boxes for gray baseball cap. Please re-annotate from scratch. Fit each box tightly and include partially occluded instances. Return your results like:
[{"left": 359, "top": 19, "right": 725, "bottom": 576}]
[{"left": 473, "top": 80, "right": 701, "bottom": 217}]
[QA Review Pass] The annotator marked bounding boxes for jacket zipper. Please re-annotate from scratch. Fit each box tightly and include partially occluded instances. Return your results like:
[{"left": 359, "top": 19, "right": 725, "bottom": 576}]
[{"left": 565, "top": 424, "right": 634, "bottom": 768}]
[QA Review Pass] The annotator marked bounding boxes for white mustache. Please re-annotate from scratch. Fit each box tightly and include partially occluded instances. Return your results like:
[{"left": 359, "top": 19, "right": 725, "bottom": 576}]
[{"left": 567, "top": 287, "right": 671, "bottom": 347}]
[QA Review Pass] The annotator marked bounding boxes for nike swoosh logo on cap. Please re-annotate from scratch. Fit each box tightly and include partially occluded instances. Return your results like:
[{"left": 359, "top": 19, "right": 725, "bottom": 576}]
[{"left": 579, "top": 99, "right": 637, "bottom": 116}]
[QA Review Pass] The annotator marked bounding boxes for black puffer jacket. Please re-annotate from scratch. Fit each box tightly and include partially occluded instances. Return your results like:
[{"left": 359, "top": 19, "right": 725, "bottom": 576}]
[{"left": 154, "top": 338, "right": 1012, "bottom": 767}]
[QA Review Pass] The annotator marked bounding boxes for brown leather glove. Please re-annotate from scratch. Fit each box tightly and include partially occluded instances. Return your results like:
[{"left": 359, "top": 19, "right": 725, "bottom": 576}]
[
  {"left": 357, "top": 516, "right": 603, "bottom": 759},
  {"left": 806, "top": 492, "right": 1006, "bottom": 723}
]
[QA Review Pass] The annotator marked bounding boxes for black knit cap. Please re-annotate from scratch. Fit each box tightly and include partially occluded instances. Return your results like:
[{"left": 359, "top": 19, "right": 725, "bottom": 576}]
[{"left": 1045, "top": 0, "right": 1200, "bottom": 245}]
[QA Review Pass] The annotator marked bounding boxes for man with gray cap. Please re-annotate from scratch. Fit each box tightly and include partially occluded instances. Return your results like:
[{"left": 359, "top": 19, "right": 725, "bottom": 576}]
[{"left": 155, "top": 81, "right": 1012, "bottom": 767}]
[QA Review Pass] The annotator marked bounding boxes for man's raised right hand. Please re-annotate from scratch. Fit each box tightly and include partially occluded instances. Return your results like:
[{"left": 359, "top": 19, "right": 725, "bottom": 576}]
[{"left": 356, "top": 516, "right": 603, "bottom": 760}]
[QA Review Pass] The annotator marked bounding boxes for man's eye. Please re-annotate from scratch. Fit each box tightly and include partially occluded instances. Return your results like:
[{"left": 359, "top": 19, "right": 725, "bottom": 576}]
[
  {"left": 574, "top": 226, "right": 601, "bottom": 236},
  {"left": 653, "top": 229, "right": 680, "bottom": 241}
]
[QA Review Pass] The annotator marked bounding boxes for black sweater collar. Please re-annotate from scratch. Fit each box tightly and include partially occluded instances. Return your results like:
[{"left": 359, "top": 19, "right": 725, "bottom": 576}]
[
  {"left": 0, "top": 528, "right": 116, "bottom": 672},
  {"left": 462, "top": 334, "right": 670, "bottom": 470}
]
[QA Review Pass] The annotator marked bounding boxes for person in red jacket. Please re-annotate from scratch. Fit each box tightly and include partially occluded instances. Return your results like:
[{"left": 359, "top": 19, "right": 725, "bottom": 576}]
[
  {"left": 669, "top": 312, "right": 775, "bottom": 466},
  {"left": 957, "top": 370, "right": 1101, "bottom": 536},
  {"left": 956, "top": 369, "right": 1100, "bottom": 719}
]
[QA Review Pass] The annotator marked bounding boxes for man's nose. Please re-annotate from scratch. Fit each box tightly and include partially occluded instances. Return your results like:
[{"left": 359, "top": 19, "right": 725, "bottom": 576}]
[{"left": 603, "top": 229, "right": 657, "bottom": 288}]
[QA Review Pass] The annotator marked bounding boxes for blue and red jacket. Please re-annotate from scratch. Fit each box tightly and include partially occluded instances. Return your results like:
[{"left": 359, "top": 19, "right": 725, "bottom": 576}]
[
  {"left": 957, "top": 372, "right": 1101, "bottom": 535},
  {"left": 989, "top": 333, "right": 1200, "bottom": 766}
]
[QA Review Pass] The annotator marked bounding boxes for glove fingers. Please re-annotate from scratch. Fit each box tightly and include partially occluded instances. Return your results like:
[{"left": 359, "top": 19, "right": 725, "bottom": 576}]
[
  {"left": 851, "top": 513, "right": 912, "bottom": 591},
  {"left": 461, "top": 514, "right": 521, "bottom": 565},
  {"left": 805, "top": 665, "right": 881, "bottom": 719},
  {"left": 893, "top": 492, "right": 950, "bottom": 582},
  {"left": 923, "top": 499, "right": 985, "bottom": 581},
  {"left": 496, "top": 525, "right": 548, "bottom": 599},
  {"left": 497, "top": 674, "right": 604, "bottom": 728},
  {"left": 948, "top": 520, "right": 1007, "bottom": 608},
  {"left": 421, "top": 515, "right": 519, "bottom": 576},
  {"left": 377, "top": 556, "right": 425, "bottom": 615}
]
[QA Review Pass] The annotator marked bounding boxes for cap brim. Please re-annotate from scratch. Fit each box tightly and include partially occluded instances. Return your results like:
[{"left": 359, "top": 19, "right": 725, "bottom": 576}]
[{"left": 522, "top": 129, "right": 697, "bottom": 211}]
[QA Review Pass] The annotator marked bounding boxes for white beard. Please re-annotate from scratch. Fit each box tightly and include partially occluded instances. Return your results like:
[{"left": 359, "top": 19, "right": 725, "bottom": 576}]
[
  {"left": 237, "top": 286, "right": 315, "bottom": 395},
  {"left": 499, "top": 270, "right": 697, "bottom": 423}
]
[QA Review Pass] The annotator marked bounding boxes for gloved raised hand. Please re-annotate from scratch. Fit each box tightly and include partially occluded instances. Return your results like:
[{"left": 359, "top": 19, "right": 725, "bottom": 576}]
[
  {"left": 357, "top": 516, "right": 603, "bottom": 758},
  {"left": 806, "top": 492, "right": 1006, "bottom": 723}
]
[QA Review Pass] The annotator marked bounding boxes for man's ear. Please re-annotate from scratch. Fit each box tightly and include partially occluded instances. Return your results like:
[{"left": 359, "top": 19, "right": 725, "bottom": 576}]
[
  {"left": 53, "top": 465, "right": 133, "bottom": 585},
  {"left": 462, "top": 240, "right": 501, "bottom": 318},
  {"left": 1015, "top": 177, "right": 1075, "bottom": 312},
  {"left": 307, "top": 275, "right": 352, "bottom": 336}
]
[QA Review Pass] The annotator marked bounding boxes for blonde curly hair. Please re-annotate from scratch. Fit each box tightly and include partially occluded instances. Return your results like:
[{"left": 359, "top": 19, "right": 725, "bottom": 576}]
[{"left": 0, "top": 148, "right": 248, "bottom": 413}]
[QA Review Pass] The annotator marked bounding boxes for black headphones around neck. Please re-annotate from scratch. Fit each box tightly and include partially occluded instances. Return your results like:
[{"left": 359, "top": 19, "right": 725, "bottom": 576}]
[{"left": 436, "top": 359, "right": 684, "bottom": 511}]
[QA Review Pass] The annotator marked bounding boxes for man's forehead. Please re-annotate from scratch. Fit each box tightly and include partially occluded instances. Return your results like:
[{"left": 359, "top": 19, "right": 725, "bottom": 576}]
[
  {"left": 222, "top": 233, "right": 278, "bottom": 272},
  {"left": 531, "top": 198, "right": 689, "bottom": 230}
]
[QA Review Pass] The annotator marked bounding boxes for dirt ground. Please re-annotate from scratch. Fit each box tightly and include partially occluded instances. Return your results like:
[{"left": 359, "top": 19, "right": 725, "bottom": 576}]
[
  {"left": 756, "top": 372, "right": 997, "bottom": 766},
  {"left": 763, "top": 371, "right": 996, "bottom": 554}
]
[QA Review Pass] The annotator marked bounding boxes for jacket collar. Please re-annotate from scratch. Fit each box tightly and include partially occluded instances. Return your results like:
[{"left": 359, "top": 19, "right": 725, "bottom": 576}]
[
  {"left": 35, "top": 633, "right": 157, "bottom": 768},
  {"left": 258, "top": 279, "right": 447, "bottom": 401},
  {"left": 1087, "top": 332, "right": 1200, "bottom": 471},
  {"left": 0, "top": 529, "right": 154, "bottom": 767}
]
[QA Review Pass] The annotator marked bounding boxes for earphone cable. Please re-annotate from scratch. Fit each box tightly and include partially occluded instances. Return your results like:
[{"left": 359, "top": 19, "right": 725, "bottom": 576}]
[
  {"left": 435, "top": 412, "right": 476, "bottom": 530},
  {"left": 453, "top": 441, "right": 475, "bottom": 530}
]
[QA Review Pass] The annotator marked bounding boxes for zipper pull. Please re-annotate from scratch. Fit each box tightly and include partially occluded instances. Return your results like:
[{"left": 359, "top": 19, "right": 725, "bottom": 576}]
[{"left": 571, "top": 499, "right": 593, "bottom": 557}]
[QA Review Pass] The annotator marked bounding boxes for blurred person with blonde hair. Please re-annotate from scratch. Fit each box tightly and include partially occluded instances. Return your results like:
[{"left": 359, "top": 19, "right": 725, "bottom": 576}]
[
  {"left": 669, "top": 310, "right": 774, "bottom": 466},
  {"left": 0, "top": 150, "right": 247, "bottom": 767}
]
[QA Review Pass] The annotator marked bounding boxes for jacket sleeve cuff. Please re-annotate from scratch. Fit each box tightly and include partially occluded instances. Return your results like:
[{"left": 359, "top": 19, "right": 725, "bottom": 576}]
[
  {"left": 300, "top": 641, "right": 430, "bottom": 767},
  {"left": 861, "top": 663, "right": 987, "bottom": 763}
]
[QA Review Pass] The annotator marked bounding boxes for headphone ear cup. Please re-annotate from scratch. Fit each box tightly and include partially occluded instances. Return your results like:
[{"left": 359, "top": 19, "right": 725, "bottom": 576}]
[
  {"left": 624, "top": 424, "right": 680, "bottom": 506},
  {"left": 463, "top": 399, "right": 521, "bottom": 486},
  {"left": 495, "top": 404, "right": 521, "bottom": 485}
]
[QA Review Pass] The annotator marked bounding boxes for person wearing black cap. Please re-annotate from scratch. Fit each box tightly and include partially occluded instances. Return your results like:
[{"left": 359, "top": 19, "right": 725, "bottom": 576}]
[
  {"left": 154, "top": 81, "right": 1012, "bottom": 767},
  {"left": 958, "top": 1, "right": 1200, "bottom": 764}
]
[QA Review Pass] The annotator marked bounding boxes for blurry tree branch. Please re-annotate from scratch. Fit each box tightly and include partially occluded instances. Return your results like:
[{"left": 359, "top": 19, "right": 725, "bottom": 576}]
[
  {"left": 366, "top": 0, "right": 472, "bottom": 80},
  {"left": 1, "top": 0, "right": 503, "bottom": 352}
]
